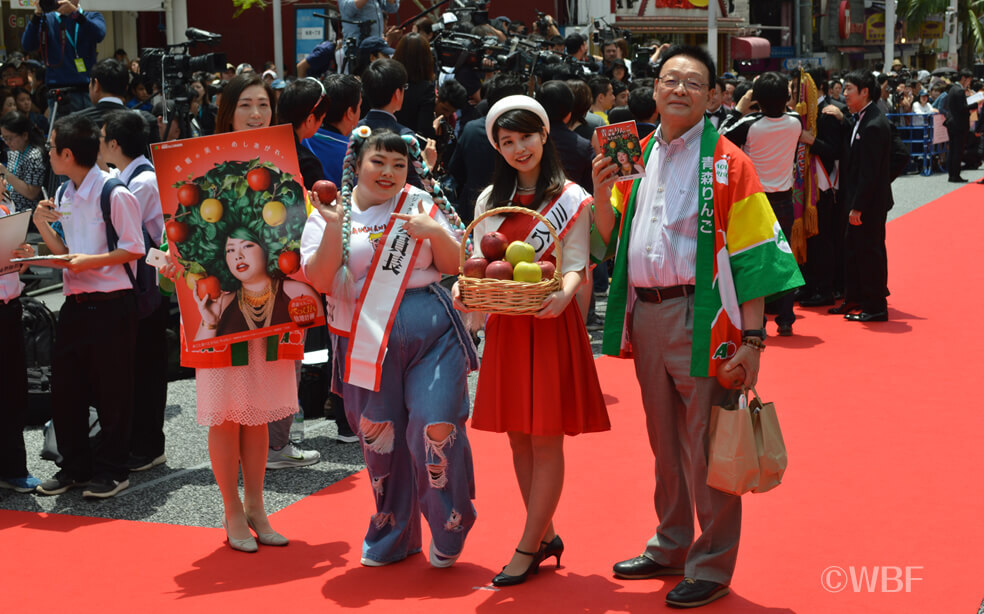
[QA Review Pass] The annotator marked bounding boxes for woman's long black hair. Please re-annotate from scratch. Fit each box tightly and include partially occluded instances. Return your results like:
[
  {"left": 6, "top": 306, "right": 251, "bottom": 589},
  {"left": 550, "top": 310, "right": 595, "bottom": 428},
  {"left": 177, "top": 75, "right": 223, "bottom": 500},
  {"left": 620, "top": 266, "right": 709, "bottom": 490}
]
[{"left": 488, "top": 109, "right": 567, "bottom": 210}]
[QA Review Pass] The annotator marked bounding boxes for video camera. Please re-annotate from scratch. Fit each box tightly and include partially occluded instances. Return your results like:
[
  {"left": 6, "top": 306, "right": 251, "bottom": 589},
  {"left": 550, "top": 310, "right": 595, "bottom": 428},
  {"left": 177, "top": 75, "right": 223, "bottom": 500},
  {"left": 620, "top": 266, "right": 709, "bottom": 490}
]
[
  {"left": 591, "top": 18, "right": 631, "bottom": 46},
  {"left": 140, "top": 28, "right": 227, "bottom": 138},
  {"left": 432, "top": 30, "right": 587, "bottom": 81}
]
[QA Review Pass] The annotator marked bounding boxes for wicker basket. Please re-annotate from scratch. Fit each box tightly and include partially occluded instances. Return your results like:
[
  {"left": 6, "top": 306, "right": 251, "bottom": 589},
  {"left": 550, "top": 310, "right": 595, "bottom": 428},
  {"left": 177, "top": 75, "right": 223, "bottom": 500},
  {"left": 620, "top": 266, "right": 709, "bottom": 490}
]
[{"left": 458, "top": 205, "right": 563, "bottom": 315}]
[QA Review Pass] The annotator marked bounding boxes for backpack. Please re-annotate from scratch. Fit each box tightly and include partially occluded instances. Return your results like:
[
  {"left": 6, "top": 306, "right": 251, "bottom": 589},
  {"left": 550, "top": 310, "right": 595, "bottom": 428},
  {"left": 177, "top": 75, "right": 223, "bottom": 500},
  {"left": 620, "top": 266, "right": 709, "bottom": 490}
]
[
  {"left": 888, "top": 123, "right": 911, "bottom": 181},
  {"left": 56, "top": 169, "right": 162, "bottom": 319},
  {"left": 20, "top": 296, "right": 57, "bottom": 426}
]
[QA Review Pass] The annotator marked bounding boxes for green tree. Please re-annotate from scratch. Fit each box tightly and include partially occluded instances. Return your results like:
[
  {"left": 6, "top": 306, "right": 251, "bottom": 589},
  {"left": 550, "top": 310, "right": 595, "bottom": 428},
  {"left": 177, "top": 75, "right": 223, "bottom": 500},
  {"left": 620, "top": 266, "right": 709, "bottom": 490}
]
[{"left": 898, "top": 0, "right": 984, "bottom": 66}]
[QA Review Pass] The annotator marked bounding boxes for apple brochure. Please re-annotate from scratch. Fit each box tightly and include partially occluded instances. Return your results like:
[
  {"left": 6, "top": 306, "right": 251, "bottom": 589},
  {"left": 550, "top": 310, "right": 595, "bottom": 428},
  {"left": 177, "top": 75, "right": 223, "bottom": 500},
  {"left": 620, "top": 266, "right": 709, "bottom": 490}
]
[
  {"left": 596, "top": 120, "right": 647, "bottom": 181},
  {"left": 151, "top": 125, "right": 324, "bottom": 351}
]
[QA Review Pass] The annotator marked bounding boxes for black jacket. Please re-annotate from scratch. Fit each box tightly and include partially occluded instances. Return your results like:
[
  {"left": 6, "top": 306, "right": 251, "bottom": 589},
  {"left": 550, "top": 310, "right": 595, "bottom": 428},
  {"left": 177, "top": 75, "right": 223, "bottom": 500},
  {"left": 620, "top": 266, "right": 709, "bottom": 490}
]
[
  {"left": 946, "top": 83, "right": 969, "bottom": 132},
  {"left": 396, "top": 81, "right": 436, "bottom": 139},
  {"left": 550, "top": 123, "right": 594, "bottom": 192},
  {"left": 841, "top": 103, "right": 893, "bottom": 214}
]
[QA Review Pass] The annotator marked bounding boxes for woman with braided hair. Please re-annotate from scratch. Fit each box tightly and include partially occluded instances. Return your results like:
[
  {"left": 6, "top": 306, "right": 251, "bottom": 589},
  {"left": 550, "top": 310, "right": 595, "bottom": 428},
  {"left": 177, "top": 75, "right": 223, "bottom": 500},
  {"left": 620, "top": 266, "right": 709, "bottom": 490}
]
[{"left": 300, "top": 126, "right": 478, "bottom": 568}]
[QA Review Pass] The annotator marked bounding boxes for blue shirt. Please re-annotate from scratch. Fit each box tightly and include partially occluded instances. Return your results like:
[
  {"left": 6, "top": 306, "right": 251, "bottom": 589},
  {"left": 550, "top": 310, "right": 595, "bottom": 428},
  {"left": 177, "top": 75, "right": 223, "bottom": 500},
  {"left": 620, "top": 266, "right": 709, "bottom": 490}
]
[
  {"left": 302, "top": 128, "right": 349, "bottom": 187},
  {"left": 338, "top": 0, "right": 399, "bottom": 41},
  {"left": 22, "top": 9, "right": 106, "bottom": 88}
]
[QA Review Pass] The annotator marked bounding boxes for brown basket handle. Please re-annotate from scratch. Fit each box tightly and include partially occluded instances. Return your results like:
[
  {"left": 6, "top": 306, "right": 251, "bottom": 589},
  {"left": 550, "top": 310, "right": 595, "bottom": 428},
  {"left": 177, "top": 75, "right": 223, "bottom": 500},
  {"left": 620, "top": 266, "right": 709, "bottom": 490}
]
[{"left": 459, "top": 205, "right": 563, "bottom": 276}]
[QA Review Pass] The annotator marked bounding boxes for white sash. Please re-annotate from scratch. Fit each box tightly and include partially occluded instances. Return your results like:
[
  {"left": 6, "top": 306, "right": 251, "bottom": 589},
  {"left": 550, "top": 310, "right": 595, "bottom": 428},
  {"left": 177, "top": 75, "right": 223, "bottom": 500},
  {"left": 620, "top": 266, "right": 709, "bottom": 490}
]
[
  {"left": 342, "top": 187, "right": 438, "bottom": 391},
  {"left": 487, "top": 182, "right": 591, "bottom": 261}
]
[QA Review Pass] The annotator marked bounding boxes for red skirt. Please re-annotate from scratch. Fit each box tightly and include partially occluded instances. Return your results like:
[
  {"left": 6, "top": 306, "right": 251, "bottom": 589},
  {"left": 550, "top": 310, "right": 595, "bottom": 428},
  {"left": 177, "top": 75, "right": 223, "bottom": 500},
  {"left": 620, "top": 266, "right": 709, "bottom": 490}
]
[{"left": 471, "top": 302, "right": 611, "bottom": 436}]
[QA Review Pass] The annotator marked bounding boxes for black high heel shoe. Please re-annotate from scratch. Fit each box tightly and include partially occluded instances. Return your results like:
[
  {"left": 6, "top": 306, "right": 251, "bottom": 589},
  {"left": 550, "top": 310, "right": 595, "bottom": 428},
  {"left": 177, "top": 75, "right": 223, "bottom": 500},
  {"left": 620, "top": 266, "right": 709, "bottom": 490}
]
[
  {"left": 540, "top": 535, "right": 564, "bottom": 567},
  {"left": 491, "top": 548, "right": 544, "bottom": 587}
]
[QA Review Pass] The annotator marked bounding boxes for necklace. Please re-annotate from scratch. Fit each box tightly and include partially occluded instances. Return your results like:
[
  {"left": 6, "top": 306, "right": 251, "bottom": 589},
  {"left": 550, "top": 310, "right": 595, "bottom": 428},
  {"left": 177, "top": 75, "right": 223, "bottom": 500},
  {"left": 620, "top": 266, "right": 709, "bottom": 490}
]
[
  {"left": 516, "top": 184, "right": 536, "bottom": 192},
  {"left": 237, "top": 278, "right": 278, "bottom": 330}
]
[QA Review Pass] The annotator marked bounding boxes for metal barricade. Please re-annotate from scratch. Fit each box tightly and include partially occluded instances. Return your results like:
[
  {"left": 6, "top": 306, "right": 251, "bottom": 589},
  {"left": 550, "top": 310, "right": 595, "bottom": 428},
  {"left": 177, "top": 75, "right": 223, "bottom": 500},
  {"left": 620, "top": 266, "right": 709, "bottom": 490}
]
[{"left": 887, "top": 112, "right": 948, "bottom": 176}]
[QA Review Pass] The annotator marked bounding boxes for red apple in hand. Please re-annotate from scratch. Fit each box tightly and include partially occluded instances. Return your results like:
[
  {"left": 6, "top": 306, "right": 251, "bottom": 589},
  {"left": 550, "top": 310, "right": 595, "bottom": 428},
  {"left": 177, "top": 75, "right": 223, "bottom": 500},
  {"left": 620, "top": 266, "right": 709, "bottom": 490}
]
[
  {"left": 462, "top": 257, "right": 488, "bottom": 278},
  {"left": 485, "top": 260, "right": 513, "bottom": 280},
  {"left": 716, "top": 363, "right": 746, "bottom": 390},
  {"left": 480, "top": 231, "right": 508, "bottom": 261},
  {"left": 196, "top": 275, "right": 221, "bottom": 301},
  {"left": 312, "top": 180, "right": 337, "bottom": 205},
  {"left": 538, "top": 261, "right": 556, "bottom": 279}
]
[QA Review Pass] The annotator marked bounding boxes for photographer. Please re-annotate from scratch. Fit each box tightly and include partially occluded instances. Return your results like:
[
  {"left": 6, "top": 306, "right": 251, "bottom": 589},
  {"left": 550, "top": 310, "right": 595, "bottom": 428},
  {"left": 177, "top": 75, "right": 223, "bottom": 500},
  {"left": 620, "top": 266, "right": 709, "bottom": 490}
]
[
  {"left": 340, "top": 0, "right": 400, "bottom": 62},
  {"left": 22, "top": 0, "right": 106, "bottom": 116}
]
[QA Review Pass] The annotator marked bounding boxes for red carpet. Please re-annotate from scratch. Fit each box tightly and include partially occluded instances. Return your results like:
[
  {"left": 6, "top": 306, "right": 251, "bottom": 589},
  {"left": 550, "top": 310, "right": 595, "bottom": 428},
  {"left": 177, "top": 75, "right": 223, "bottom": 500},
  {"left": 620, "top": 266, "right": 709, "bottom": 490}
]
[{"left": 3, "top": 186, "right": 983, "bottom": 613}]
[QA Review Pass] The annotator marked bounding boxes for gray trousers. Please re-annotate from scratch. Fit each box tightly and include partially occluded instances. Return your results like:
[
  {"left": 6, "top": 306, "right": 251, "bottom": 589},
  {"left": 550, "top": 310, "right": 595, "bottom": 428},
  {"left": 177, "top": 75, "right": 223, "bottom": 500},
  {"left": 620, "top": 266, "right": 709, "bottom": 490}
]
[
  {"left": 268, "top": 361, "right": 303, "bottom": 449},
  {"left": 629, "top": 295, "right": 741, "bottom": 585}
]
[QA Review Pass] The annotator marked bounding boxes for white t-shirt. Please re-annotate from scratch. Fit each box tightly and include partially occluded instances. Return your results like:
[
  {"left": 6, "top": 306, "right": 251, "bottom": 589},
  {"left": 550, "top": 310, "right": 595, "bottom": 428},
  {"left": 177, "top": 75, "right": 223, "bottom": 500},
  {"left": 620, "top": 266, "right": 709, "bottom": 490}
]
[
  {"left": 300, "top": 186, "right": 456, "bottom": 297},
  {"left": 720, "top": 112, "right": 802, "bottom": 193}
]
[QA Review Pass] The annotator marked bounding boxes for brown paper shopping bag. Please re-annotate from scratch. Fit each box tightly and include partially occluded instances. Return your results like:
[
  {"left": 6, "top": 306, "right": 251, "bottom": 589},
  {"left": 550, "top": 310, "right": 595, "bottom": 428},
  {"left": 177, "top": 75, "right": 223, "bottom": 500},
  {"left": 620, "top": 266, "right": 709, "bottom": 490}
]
[
  {"left": 749, "top": 387, "right": 787, "bottom": 493},
  {"left": 707, "top": 392, "right": 760, "bottom": 495}
]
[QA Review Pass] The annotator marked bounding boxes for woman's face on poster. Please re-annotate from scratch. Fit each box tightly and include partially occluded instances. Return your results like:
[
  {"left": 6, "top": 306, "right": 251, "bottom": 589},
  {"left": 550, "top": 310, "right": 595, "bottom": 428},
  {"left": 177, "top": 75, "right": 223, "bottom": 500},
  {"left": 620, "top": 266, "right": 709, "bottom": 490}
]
[
  {"left": 225, "top": 237, "right": 267, "bottom": 283},
  {"left": 617, "top": 150, "right": 629, "bottom": 164}
]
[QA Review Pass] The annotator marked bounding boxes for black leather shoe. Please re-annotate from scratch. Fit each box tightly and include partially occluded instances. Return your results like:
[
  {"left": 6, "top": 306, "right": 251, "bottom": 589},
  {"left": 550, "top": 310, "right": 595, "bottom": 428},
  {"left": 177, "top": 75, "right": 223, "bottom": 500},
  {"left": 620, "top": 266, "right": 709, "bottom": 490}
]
[
  {"left": 540, "top": 535, "right": 564, "bottom": 567},
  {"left": 492, "top": 548, "right": 544, "bottom": 587},
  {"left": 665, "top": 578, "right": 730, "bottom": 608},
  {"left": 612, "top": 555, "right": 684, "bottom": 579},
  {"left": 828, "top": 301, "right": 860, "bottom": 315},
  {"left": 845, "top": 310, "right": 888, "bottom": 322},
  {"left": 778, "top": 324, "right": 793, "bottom": 337},
  {"left": 948, "top": 177, "right": 968, "bottom": 183},
  {"left": 799, "top": 293, "right": 834, "bottom": 307}
]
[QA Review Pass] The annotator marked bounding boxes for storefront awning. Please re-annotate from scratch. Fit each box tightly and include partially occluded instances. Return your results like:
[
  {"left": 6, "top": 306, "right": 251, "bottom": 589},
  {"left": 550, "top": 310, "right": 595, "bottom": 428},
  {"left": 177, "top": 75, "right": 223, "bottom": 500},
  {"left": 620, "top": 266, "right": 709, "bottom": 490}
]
[
  {"left": 731, "top": 36, "right": 770, "bottom": 60},
  {"left": 77, "top": 0, "right": 165, "bottom": 10}
]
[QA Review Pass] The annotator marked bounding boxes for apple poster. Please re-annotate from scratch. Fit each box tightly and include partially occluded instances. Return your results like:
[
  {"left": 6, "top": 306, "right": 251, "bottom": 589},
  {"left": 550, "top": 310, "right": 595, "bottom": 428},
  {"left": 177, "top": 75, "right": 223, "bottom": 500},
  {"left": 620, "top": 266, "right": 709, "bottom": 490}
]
[{"left": 151, "top": 125, "right": 324, "bottom": 351}]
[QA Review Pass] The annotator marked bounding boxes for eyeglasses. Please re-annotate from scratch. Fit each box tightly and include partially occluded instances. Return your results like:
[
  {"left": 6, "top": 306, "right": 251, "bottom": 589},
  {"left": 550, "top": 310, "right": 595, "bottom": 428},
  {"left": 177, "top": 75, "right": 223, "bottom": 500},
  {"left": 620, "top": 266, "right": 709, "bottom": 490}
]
[{"left": 658, "top": 77, "right": 708, "bottom": 93}]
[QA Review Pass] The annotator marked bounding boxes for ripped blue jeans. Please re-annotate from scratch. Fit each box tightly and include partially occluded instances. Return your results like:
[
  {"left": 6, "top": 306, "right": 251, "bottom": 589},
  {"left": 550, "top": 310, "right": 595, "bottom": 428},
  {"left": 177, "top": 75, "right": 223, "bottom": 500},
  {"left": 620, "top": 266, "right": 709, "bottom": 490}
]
[{"left": 334, "top": 284, "right": 477, "bottom": 564}]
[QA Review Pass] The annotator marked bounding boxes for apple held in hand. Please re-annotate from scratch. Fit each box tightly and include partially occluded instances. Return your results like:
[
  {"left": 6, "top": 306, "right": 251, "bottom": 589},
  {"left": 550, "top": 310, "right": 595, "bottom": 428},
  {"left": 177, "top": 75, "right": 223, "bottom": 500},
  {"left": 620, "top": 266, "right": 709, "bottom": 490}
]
[
  {"left": 485, "top": 260, "right": 513, "bottom": 280},
  {"left": 538, "top": 261, "right": 556, "bottom": 279},
  {"left": 505, "top": 241, "right": 535, "bottom": 266},
  {"left": 462, "top": 257, "right": 488, "bottom": 278},
  {"left": 312, "top": 180, "right": 337, "bottom": 204},
  {"left": 513, "top": 261, "right": 542, "bottom": 282},
  {"left": 716, "top": 363, "right": 746, "bottom": 390},
  {"left": 196, "top": 275, "right": 221, "bottom": 301},
  {"left": 480, "top": 231, "right": 508, "bottom": 261}
]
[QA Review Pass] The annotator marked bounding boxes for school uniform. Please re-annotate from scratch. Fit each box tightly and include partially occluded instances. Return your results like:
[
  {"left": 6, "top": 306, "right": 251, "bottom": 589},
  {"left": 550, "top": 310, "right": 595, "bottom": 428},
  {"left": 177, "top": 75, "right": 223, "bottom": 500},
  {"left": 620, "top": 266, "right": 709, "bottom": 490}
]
[
  {"left": 0, "top": 208, "right": 30, "bottom": 482},
  {"left": 51, "top": 166, "right": 144, "bottom": 485},
  {"left": 116, "top": 157, "right": 168, "bottom": 467}
]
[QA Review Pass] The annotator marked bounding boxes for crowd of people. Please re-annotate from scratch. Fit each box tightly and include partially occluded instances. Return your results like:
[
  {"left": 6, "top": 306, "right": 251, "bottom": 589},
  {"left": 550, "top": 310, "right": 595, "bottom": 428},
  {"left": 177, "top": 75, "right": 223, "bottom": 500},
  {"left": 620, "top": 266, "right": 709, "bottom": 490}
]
[{"left": 1, "top": 0, "right": 981, "bottom": 608}]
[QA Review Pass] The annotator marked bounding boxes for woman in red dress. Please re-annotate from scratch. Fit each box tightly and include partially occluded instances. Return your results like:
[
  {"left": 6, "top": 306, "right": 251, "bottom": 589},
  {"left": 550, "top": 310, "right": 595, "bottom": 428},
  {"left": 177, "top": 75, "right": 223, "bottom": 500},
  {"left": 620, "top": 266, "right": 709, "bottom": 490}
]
[{"left": 453, "top": 96, "right": 611, "bottom": 586}]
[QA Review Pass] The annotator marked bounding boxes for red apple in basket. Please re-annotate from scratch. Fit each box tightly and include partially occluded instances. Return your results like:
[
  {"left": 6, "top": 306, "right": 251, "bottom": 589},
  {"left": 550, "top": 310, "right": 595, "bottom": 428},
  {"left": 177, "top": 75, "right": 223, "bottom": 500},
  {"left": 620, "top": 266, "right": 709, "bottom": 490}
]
[
  {"left": 485, "top": 260, "right": 513, "bottom": 280},
  {"left": 716, "top": 363, "right": 746, "bottom": 390},
  {"left": 462, "top": 257, "right": 488, "bottom": 278},
  {"left": 196, "top": 275, "right": 222, "bottom": 301},
  {"left": 538, "top": 261, "right": 556, "bottom": 280},
  {"left": 312, "top": 180, "right": 338, "bottom": 205},
  {"left": 480, "top": 231, "right": 508, "bottom": 261}
]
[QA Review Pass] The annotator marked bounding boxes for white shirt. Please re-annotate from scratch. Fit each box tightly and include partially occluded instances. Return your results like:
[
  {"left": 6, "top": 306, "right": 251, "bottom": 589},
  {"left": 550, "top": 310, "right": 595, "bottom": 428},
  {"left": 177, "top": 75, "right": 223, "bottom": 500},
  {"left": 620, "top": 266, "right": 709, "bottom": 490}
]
[
  {"left": 57, "top": 166, "right": 145, "bottom": 295},
  {"left": 627, "top": 120, "right": 702, "bottom": 288},
  {"left": 0, "top": 207, "right": 24, "bottom": 303},
  {"left": 300, "top": 186, "right": 454, "bottom": 296},
  {"left": 850, "top": 101, "right": 874, "bottom": 146},
  {"left": 117, "top": 155, "right": 164, "bottom": 245}
]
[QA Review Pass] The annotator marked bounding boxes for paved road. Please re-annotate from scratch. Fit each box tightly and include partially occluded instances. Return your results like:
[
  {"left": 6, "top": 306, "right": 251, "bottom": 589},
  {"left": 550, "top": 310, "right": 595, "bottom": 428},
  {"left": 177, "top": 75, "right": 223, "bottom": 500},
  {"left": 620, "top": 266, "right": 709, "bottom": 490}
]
[{"left": 3, "top": 167, "right": 981, "bottom": 526}]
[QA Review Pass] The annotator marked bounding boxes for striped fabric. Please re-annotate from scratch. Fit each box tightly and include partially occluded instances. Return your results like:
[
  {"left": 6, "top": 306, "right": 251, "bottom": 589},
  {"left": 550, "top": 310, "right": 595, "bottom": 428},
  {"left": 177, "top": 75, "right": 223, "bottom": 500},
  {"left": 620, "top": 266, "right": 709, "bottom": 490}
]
[{"left": 626, "top": 120, "right": 702, "bottom": 288}]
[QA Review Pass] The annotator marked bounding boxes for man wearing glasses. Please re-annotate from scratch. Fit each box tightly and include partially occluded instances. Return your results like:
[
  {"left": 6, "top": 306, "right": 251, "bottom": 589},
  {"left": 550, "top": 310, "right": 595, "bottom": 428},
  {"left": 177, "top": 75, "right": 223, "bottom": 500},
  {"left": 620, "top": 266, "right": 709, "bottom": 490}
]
[{"left": 592, "top": 45, "right": 802, "bottom": 608}]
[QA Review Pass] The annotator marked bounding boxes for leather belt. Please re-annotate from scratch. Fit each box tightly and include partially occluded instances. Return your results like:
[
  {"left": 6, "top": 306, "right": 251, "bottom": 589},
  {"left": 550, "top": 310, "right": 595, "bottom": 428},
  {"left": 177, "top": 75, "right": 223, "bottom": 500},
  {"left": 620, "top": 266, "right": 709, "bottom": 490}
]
[
  {"left": 67, "top": 289, "right": 132, "bottom": 303},
  {"left": 634, "top": 285, "right": 695, "bottom": 303}
]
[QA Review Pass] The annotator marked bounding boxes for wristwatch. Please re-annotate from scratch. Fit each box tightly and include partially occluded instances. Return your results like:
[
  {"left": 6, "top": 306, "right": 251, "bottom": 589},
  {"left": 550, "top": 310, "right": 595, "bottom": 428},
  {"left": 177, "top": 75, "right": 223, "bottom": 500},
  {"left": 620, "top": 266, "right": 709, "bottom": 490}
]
[{"left": 741, "top": 328, "right": 766, "bottom": 339}]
